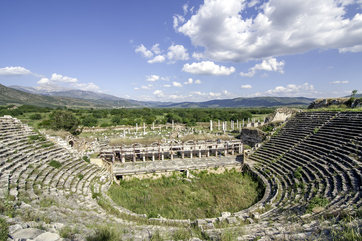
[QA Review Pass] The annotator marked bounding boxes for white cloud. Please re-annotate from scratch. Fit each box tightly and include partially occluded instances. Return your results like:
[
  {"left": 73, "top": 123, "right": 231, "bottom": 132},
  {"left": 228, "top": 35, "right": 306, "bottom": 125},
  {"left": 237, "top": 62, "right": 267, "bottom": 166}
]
[
  {"left": 240, "top": 58, "right": 285, "bottom": 77},
  {"left": 153, "top": 90, "right": 164, "bottom": 97},
  {"left": 135, "top": 44, "right": 153, "bottom": 58},
  {"left": 72, "top": 82, "right": 100, "bottom": 91},
  {"left": 190, "top": 91, "right": 206, "bottom": 96},
  {"left": 248, "top": 0, "right": 260, "bottom": 8},
  {"left": 148, "top": 55, "right": 166, "bottom": 64},
  {"left": 50, "top": 73, "right": 78, "bottom": 83},
  {"left": 184, "top": 78, "right": 193, "bottom": 85},
  {"left": 241, "top": 85, "right": 252, "bottom": 89},
  {"left": 151, "top": 44, "right": 161, "bottom": 54},
  {"left": 141, "top": 84, "right": 153, "bottom": 90},
  {"left": 146, "top": 75, "right": 160, "bottom": 82},
  {"left": 330, "top": 80, "right": 349, "bottom": 84},
  {"left": 192, "top": 52, "right": 204, "bottom": 60},
  {"left": 167, "top": 44, "right": 189, "bottom": 63},
  {"left": 209, "top": 92, "right": 221, "bottom": 97},
  {"left": 164, "top": 84, "right": 171, "bottom": 87},
  {"left": 254, "top": 83, "right": 317, "bottom": 97},
  {"left": 177, "top": 0, "right": 362, "bottom": 62},
  {"left": 195, "top": 79, "right": 202, "bottom": 84},
  {"left": 161, "top": 77, "right": 170, "bottom": 81},
  {"left": 37, "top": 78, "right": 50, "bottom": 84},
  {"left": 182, "top": 61, "right": 235, "bottom": 75},
  {"left": 173, "top": 14, "right": 185, "bottom": 31},
  {"left": 173, "top": 81, "right": 183, "bottom": 87},
  {"left": 134, "top": 87, "right": 139, "bottom": 90},
  {"left": 183, "top": 3, "right": 188, "bottom": 15},
  {"left": 0, "top": 66, "right": 32, "bottom": 76}
]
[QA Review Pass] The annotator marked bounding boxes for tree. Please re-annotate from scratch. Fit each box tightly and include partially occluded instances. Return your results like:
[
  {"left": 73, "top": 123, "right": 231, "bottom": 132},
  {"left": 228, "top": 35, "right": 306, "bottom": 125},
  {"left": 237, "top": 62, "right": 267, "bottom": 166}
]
[
  {"left": 29, "top": 113, "right": 42, "bottom": 120},
  {"left": 352, "top": 90, "right": 358, "bottom": 97},
  {"left": 82, "top": 115, "right": 98, "bottom": 127},
  {"left": 49, "top": 110, "right": 80, "bottom": 135}
]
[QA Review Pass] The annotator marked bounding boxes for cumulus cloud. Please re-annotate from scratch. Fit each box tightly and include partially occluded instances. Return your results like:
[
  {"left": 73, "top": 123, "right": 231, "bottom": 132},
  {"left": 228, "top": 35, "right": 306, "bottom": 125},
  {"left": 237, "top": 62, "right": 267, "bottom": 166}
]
[
  {"left": 135, "top": 44, "right": 153, "bottom": 58},
  {"left": 141, "top": 84, "right": 153, "bottom": 90},
  {"left": 184, "top": 78, "right": 193, "bottom": 85},
  {"left": 164, "top": 84, "right": 171, "bottom": 87},
  {"left": 254, "top": 83, "right": 317, "bottom": 97},
  {"left": 50, "top": 73, "right": 78, "bottom": 83},
  {"left": 241, "top": 85, "right": 252, "bottom": 89},
  {"left": 173, "top": 81, "right": 183, "bottom": 87},
  {"left": 182, "top": 61, "right": 235, "bottom": 75},
  {"left": 176, "top": 0, "right": 362, "bottom": 62},
  {"left": 330, "top": 80, "right": 349, "bottom": 84},
  {"left": 0, "top": 66, "right": 32, "bottom": 76},
  {"left": 173, "top": 14, "right": 185, "bottom": 31},
  {"left": 37, "top": 78, "right": 50, "bottom": 84},
  {"left": 240, "top": 58, "right": 285, "bottom": 77},
  {"left": 195, "top": 79, "right": 202, "bottom": 84},
  {"left": 148, "top": 55, "right": 166, "bottom": 63},
  {"left": 151, "top": 44, "right": 161, "bottom": 54},
  {"left": 72, "top": 82, "right": 100, "bottom": 91},
  {"left": 146, "top": 75, "right": 160, "bottom": 82},
  {"left": 183, "top": 3, "right": 188, "bottom": 15},
  {"left": 153, "top": 90, "right": 164, "bottom": 97},
  {"left": 167, "top": 44, "right": 189, "bottom": 63}
]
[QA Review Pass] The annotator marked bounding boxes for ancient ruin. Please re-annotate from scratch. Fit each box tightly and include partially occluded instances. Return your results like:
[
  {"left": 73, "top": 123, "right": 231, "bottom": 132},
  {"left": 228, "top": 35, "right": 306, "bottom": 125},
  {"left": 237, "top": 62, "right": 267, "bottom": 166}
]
[{"left": 1, "top": 110, "right": 362, "bottom": 240}]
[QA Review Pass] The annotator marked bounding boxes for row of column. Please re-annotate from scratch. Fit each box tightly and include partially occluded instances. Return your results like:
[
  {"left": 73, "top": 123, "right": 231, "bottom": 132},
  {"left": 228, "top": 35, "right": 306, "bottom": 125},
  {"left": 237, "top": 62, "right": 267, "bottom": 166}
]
[{"left": 116, "top": 144, "right": 243, "bottom": 163}]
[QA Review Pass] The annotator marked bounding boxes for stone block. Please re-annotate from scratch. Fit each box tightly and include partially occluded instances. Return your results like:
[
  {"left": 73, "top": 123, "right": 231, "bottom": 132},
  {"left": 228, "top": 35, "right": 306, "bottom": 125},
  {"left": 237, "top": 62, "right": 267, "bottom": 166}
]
[
  {"left": 34, "top": 232, "right": 60, "bottom": 241},
  {"left": 10, "top": 228, "right": 46, "bottom": 239},
  {"left": 246, "top": 218, "right": 254, "bottom": 224},
  {"left": 8, "top": 224, "right": 23, "bottom": 234},
  {"left": 221, "top": 212, "right": 231, "bottom": 218},
  {"left": 252, "top": 212, "right": 260, "bottom": 220},
  {"left": 196, "top": 219, "right": 207, "bottom": 226},
  {"left": 226, "top": 217, "right": 238, "bottom": 224}
]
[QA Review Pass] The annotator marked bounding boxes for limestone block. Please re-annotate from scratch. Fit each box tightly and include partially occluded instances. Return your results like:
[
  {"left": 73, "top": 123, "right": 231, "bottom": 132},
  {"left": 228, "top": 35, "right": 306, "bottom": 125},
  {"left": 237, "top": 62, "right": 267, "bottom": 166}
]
[
  {"left": 8, "top": 224, "right": 23, "bottom": 234},
  {"left": 252, "top": 212, "right": 260, "bottom": 220},
  {"left": 226, "top": 217, "right": 238, "bottom": 224},
  {"left": 221, "top": 212, "right": 231, "bottom": 218},
  {"left": 10, "top": 228, "right": 46, "bottom": 239},
  {"left": 34, "top": 232, "right": 60, "bottom": 241},
  {"left": 196, "top": 219, "right": 207, "bottom": 226},
  {"left": 246, "top": 218, "right": 254, "bottom": 224}
]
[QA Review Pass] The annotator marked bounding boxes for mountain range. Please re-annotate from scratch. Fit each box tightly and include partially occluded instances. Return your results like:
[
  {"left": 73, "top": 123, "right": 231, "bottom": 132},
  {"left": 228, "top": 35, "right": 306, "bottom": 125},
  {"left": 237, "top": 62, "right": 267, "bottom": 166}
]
[{"left": 2, "top": 83, "right": 315, "bottom": 108}]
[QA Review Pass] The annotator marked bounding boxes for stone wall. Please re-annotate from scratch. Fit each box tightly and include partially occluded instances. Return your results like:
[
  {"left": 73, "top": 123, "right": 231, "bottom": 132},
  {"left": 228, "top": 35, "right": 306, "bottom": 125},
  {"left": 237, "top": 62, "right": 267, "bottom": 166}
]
[
  {"left": 265, "top": 108, "right": 299, "bottom": 123},
  {"left": 240, "top": 128, "right": 266, "bottom": 147},
  {"left": 308, "top": 98, "right": 350, "bottom": 109}
]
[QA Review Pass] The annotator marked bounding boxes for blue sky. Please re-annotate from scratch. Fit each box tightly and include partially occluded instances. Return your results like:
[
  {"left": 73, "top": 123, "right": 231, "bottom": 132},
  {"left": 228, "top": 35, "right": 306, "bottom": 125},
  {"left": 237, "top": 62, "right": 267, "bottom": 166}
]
[{"left": 1, "top": 0, "right": 362, "bottom": 102}]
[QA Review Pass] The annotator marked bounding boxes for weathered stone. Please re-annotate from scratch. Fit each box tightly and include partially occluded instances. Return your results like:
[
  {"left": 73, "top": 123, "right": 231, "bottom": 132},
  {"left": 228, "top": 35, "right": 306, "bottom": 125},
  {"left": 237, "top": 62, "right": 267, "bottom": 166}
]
[
  {"left": 206, "top": 223, "right": 215, "bottom": 229},
  {"left": 10, "top": 228, "right": 46, "bottom": 239},
  {"left": 8, "top": 224, "right": 23, "bottom": 234},
  {"left": 252, "top": 212, "right": 260, "bottom": 220},
  {"left": 34, "top": 232, "right": 60, "bottom": 241},
  {"left": 196, "top": 219, "right": 207, "bottom": 226},
  {"left": 246, "top": 218, "right": 254, "bottom": 224},
  {"left": 226, "top": 217, "right": 238, "bottom": 224},
  {"left": 221, "top": 212, "right": 231, "bottom": 218}
]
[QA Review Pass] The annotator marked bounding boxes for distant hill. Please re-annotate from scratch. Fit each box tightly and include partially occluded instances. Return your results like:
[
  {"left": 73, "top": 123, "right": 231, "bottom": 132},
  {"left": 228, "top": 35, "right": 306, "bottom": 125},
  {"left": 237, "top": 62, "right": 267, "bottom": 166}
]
[
  {"left": 4, "top": 83, "right": 315, "bottom": 108},
  {"left": 156, "top": 97, "right": 314, "bottom": 108},
  {"left": 0, "top": 84, "right": 135, "bottom": 108}
]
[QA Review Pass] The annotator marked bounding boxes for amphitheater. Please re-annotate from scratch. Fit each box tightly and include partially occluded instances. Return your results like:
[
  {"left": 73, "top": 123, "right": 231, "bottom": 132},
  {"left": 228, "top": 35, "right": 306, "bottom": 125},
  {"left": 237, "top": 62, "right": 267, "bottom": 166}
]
[{"left": 1, "top": 111, "right": 362, "bottom": 240}]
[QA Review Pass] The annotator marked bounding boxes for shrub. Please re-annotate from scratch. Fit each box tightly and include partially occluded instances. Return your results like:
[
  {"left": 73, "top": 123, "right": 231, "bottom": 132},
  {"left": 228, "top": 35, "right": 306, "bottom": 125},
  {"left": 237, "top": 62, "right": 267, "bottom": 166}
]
[
  {"left": 307, "top": 196, "right": 329, "bottom": 213},
  {"left": 0, "top": 217, "right": 9, "bottom": 241},
  {"left": 82, "top": 115, "right": 98, "bottom": 127},
  {"left": 83, "top": 156, "right": 90, "bottom": 163},
  {"left": 86, "top": 226, "right": 116, "bottom": 241},
  {"left": 49, "top": 160, "right": 62, "bottom": 169},
  {"left": 78, "top": 174, "right": 84, "bottom": 180},
  {"left": 29, "top": 113, "right": 42, "bottom": 120}
]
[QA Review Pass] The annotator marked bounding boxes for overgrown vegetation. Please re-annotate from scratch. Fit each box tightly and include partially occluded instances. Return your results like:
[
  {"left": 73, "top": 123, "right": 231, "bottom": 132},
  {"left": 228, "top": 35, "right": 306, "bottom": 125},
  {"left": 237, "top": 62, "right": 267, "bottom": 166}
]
[
  {"left": 307, "top": 196, "right": 329, "bottom": 213},
  {"left": 108, "top": 169, "right": 263, "bottom": 220},
  {"left": 48, "top": 160, "right": 62, "bottom": 169},
  {"left": 0, "top": 217, "right": 9, "bottom": 241}
]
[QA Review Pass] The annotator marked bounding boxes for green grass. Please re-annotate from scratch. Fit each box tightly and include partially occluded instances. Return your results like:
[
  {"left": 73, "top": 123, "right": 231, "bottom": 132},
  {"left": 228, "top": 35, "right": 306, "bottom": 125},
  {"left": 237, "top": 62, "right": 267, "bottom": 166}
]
[
  {"left": 48, "top": 160, "right": 62, "bottom": 169},
  {"left": 0, "top": 217, "right": 9, "bottom": 241},
  {"left": 108, "top": 169, "right": 263, "bottom": 220}
]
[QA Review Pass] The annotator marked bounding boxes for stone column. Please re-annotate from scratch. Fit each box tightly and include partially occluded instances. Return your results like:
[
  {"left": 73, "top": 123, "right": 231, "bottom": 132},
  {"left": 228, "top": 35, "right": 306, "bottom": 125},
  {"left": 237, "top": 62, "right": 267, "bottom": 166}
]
[
  {"left": 152, "top": 153, "right": 155, "bottom": 161},
  {"left": 152, "top": 122, "right": 154, "bottom": 130},
  {"left": 225, "top": 121, "right": 227, "bottom": 131},
  {"left": 143, "top": 123, "right": 145, "bottom": 135},
  {"left": 190, "top": 151, "right": 193, "bottom": 159},
  {"left": 210, "top": 120, "right": 213, "bottom": 131},
  {"left": 218, "top": 120, "right": 220, "bottom": 130},
  {"left": 172, "top": 120, "right": 174, "bottom": 131},
  {"left": 248, "top": 118, "right": 250, "bottom": 123},
  {"left": 198, "top": 149, "right": 201, "bottom": 158},
  {"left": 142, "top": 155, "right": 145, "bottom": 162},
  {"left": 242, "top": 119, "right": 244, "bottom": 127}
]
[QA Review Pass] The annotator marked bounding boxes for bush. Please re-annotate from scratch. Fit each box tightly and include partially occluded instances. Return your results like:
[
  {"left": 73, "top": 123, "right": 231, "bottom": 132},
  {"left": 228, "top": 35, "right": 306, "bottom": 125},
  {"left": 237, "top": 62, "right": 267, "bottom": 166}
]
[
  {"left": 29, "top": 113, "right": 42, "bottom": 120},
  {"left": 82, "top": 115, "right": 98, "bottom": 127},
  {"left": 0, "top": 217, "right": 9, "bottom": 241},
  {"left": 83, "top": 156, "right": 90, "bottom": 163},
  {"left": 307, "top": 196, "right": 329, "bottom": 213},
  {"left": 49, "top": 160, "right": 62, "bottom": 169},
  {"left": 86, "top": 226, "right": 116, "bottom": 241}
]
